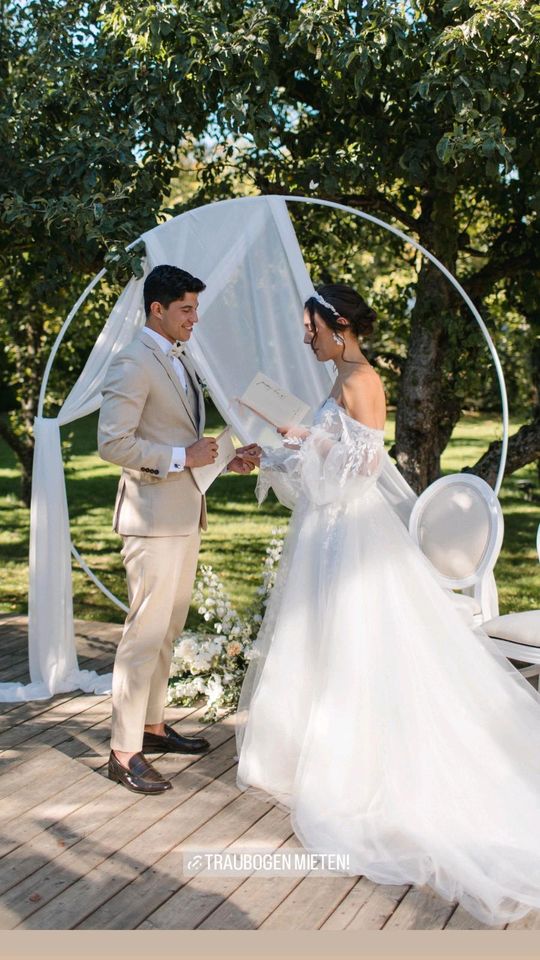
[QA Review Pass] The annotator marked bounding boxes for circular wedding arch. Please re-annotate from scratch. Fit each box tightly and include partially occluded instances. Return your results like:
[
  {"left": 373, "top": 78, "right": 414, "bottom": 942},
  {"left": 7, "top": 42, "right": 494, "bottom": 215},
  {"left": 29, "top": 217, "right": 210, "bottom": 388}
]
[{"left": 39, "top": 194, "right": 510, "bottom": 613}]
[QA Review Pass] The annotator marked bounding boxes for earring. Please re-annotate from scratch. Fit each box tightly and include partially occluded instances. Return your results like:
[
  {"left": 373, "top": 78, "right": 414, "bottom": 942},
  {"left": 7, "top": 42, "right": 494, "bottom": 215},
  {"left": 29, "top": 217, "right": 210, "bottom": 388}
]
[{"left": 332, "top": 332, "right": 344, "bottom": 345}]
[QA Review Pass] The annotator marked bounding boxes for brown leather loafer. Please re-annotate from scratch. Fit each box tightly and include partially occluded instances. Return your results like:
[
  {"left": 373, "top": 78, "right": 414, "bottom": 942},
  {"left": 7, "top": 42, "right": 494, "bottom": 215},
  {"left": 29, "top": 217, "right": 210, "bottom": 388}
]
[
  {"left": 108, "top": 750, "right": 173, "bottom": 794},
  {"left": 142, "top": 723, "right": 210, "bottom": 755}
]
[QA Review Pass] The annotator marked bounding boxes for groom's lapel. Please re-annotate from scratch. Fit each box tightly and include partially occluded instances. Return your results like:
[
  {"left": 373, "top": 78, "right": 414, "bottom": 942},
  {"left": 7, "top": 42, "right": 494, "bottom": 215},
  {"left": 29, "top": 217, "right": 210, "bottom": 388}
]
[
  {"left": 140, "top": 331, "right": 199, "bottom": 431},
  {"left": 182, "top": 352, "right": 206, "bottom": 438}
]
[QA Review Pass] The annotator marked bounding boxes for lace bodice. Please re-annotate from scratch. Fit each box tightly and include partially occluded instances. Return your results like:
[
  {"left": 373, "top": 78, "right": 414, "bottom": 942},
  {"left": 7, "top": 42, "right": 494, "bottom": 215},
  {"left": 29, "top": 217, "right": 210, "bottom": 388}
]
[{"left": 256, "top": 396, "right": 385, "bottom": 508}]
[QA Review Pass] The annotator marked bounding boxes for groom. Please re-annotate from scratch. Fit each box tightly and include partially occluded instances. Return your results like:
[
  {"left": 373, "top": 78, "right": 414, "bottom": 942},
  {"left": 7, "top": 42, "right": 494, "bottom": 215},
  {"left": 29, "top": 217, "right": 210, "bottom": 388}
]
[{"left": 98, "top": 263, "right": 260, "bottom": 795}]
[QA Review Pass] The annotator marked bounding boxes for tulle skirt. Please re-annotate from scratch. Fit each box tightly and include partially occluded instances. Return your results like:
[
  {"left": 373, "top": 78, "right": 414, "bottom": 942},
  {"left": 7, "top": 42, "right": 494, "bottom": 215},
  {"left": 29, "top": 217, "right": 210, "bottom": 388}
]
[{"left": 235, "top": 484, "right": 540, "bottom": 926}]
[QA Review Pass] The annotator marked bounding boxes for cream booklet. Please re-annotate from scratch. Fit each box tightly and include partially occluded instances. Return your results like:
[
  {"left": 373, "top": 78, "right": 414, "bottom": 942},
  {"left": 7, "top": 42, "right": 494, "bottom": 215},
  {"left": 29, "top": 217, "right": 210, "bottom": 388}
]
[
  {"left": 236, "top": 372, "right": 310, "bottom": 428},
  {"left": 191, "top": 427, "right": 236, "bottom": 494}
]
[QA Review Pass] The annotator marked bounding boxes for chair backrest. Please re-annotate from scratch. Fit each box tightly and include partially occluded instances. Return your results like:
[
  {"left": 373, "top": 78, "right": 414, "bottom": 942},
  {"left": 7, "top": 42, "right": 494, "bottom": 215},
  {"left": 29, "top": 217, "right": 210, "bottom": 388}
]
[
  {"left": 537, "top": 522, "right": 540, "bottom": 564},
  {"left": 408, "top": 473, "right": 504, "bottom": 591}
]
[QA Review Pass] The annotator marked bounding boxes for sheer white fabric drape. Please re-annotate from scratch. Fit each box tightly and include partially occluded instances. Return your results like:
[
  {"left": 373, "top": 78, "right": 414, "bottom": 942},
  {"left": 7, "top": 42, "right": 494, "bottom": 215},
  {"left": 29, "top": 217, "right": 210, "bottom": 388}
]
[
  {"left": 0, "top": 277, "right": 147, "bottom": 701},
  {"left": 1, "top": 194, "right": 489, "bottom": 702},
  {"left": 0, "top": 197, "right": 341, "bottom": 701}
]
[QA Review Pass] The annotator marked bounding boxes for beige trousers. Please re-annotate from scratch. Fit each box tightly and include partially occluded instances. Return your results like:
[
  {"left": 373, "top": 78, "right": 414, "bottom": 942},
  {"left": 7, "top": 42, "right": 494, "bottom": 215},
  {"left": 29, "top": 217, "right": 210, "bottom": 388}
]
[{"left": 110, "top": 530, "right": 201, "bottom": 752}]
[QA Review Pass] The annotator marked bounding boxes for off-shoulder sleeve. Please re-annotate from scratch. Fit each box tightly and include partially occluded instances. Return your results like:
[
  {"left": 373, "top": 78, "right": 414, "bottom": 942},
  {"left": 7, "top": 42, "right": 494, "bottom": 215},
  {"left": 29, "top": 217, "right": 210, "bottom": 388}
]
[{"left": 256, "top": 403, "right": 384, "bottom": 508}]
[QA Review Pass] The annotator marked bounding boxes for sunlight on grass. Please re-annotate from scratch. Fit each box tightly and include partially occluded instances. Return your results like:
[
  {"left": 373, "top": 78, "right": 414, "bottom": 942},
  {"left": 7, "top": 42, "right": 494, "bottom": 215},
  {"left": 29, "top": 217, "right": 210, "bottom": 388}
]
[{"left": 0, "top": 408, "right": 538, "bottom": 626}]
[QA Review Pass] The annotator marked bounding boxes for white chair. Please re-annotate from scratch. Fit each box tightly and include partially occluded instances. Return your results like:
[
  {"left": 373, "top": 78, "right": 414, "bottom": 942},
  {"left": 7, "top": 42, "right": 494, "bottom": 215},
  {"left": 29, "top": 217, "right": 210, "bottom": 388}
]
[
  {"left": 409, "top": 474, "right": 540, "bottom": 684},
  {"left": 408, "top": 473, "right": 504, "bottom": 623},
  {"left": 482, "top": 520, "right": 540, "bottom": 684}
]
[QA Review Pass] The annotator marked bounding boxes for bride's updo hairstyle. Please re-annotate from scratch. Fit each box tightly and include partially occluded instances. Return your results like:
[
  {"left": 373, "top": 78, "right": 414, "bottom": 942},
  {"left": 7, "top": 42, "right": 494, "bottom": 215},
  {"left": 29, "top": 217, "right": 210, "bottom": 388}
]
[{"left": 304, "top": 283, "right": 376, "bottom": 360}]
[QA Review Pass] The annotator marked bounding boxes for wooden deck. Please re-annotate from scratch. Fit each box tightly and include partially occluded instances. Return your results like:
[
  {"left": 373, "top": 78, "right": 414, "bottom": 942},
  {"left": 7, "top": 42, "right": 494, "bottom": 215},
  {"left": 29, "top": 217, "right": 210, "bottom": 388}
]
[{"left": 0, "top": 613, "right": 539, "bottom": 931}]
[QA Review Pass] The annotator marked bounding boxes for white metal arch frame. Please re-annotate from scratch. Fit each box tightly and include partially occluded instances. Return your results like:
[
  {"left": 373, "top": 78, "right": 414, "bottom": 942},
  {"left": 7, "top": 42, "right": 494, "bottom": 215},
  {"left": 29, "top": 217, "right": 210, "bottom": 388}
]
[{"left": 38, "top": 194, "right": 509, "bottom": 613}]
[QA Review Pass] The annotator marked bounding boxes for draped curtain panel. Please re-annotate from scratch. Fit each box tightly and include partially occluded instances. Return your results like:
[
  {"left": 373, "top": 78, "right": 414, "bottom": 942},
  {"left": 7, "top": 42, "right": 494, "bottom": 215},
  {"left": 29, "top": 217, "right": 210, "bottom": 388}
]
[
  {"left": 0, "top": 197, "right": 345, "bottom": 701},
  {"left": 5, "top": 194, "right": 484, "bottom": 703}
]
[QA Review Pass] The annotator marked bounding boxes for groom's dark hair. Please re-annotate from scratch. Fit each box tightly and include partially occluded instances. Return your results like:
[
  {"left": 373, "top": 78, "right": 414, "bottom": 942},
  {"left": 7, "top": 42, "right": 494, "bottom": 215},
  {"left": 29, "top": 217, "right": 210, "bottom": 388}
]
[{"left": 143, "top": 264, "right": 206, "bottom": 316}]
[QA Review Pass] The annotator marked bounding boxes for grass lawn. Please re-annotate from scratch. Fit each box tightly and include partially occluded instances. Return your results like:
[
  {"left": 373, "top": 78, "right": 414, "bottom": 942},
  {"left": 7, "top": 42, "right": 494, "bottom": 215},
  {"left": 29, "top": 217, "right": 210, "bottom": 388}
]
[{"left": 0, "top": 402, "right": 538, "bottom": 629}]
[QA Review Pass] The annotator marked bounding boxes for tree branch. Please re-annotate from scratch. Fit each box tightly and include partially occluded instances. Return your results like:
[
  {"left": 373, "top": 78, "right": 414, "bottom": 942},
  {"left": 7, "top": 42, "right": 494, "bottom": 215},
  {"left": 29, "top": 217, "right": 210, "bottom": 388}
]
[
  {"left": 257, "top": 182, "right": 419, "bottom": 233},
  {"left": 336, "top": 192, "right": 419, "bottom": 234},
  {"left": 466, "top": 417, "right": 540, "bottom": 487},
  {"left": 463, "top": 251, "right": 540, "bottom": 302}
]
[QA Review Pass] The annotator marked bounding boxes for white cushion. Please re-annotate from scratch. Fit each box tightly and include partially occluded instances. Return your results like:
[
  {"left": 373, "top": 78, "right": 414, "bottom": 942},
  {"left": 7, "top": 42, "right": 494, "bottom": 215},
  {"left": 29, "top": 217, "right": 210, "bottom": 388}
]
[
  {"left": 418, "top": 484, "right": 492, "bottom": 579},
  {"left": 483, "top": 611, "right": 540, "bottom": 648}
]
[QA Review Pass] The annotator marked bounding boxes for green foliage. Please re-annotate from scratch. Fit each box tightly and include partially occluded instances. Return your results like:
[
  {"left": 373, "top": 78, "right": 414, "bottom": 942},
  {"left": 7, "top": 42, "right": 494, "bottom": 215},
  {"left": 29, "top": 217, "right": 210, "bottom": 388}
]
[
  {"left": 1, "top": 0, "right": 539, "bottom": 498},
  {"left": 0, "top": 0, "right": 217, "bottom": 497},
  {"left": 0, "top": 409, "right": 537, "bottom": 621}
]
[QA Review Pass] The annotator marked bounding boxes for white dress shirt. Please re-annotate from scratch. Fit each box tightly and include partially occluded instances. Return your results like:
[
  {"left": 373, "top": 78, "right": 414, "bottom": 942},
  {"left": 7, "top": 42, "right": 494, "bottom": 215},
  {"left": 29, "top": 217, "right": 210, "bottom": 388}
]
[{"left": 143, "top": 326, "right": 188, "bottom": 473}]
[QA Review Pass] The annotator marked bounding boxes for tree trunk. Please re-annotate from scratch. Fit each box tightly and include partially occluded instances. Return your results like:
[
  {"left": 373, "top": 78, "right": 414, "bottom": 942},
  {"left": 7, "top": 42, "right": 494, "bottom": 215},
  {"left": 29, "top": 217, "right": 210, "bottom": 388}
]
[
  {"left": 469, "top": 317, "right": 540, "bottom": 487},
  {"left": 468, "top": 416, "right": 540, "bottom": 488},
  {"left": 0, "top": 416, "right": 34, "bottom": 508},
  {"left": 18, "top": 444, "right": 33, "bottom": 509},
  {"left": 395, "top": 193, "right": 460, "bottom": 493}
]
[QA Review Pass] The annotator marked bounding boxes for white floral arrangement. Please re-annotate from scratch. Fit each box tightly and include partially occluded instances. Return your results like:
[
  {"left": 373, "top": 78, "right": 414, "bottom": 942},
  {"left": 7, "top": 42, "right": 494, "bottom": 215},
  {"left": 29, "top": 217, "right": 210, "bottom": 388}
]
[{"left": 167, "top": 527, "right": 286, "bottom": 720}]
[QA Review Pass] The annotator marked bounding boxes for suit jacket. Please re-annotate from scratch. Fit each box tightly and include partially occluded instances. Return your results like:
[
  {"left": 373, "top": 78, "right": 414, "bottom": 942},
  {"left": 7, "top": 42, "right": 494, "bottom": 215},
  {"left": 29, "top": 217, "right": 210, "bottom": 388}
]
[{"left": 98, "top": 329, "right": 208, "bottom": 536}]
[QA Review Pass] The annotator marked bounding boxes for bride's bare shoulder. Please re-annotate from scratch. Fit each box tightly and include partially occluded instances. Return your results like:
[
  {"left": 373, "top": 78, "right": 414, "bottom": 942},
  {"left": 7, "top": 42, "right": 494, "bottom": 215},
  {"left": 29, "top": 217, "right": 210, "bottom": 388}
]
[{"left": 341, "top": 365, "right": 386, "bottom": 429}]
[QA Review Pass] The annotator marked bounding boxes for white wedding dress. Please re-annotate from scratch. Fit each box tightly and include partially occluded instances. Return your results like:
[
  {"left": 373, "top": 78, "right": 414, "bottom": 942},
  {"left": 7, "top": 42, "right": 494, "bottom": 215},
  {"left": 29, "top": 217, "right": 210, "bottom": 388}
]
[{"left": 235, "top": 396, "right": 540, "bottom": 927}]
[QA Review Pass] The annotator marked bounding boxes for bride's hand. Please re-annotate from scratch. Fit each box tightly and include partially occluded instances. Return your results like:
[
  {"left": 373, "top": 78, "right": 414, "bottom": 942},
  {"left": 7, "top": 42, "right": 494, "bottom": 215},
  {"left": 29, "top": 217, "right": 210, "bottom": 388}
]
[{"left": 277, "top": 425, "right": 310, "bottom": 447}]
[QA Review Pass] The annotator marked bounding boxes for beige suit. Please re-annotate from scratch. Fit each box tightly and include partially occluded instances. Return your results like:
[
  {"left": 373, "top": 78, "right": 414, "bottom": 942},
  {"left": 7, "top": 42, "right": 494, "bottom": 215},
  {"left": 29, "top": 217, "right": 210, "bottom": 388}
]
[{"left": 98, "top": 329, "right": 207, "bottom": 751}]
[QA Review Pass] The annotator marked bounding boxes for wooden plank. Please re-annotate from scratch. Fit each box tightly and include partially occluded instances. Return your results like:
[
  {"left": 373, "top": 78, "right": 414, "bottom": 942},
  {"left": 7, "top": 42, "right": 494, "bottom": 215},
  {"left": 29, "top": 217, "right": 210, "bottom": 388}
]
[
  {"left": 134, "top": 807, "right": 291, "bottom": 930},
  {"left": 320, "top": 876, "right": 382, "bottom": 929},
  {"left": 0, "top": 617, "right": 119, "bottom": 719},
  {"left": 0, "top": 715, "right": 233, "bottom": 871},
  {"left": 0, "top": 764, "right": 115, "bottom": 859},
  {"left": 259, "top": 873, "right": 359, "bottom": 930},
  {"left": 0, "top": 703, "right": 115, "bottom": 781},
  {"left": 445, "top": 904, "right": 505, "bottom": 929},
  {"left": 0, "top": 695, "right": 113, "bottom": 754},
  {"left": 0, "top": 658, "right": 31, "bottom": 679},
  {"left": 0, "top": 707, "right": 226, "bottom": 859},
  {"left": 0, "top": 663, "right": 107, "bottom": 723},
  {"left": 344, "top": 881, "right": 410, "bottom": 929},
  {"left": 0, "top": 625, "right": 30, "bottom": 654},
  {"left": 382, "top": 883, "right": 456, "bottom": 929},
  {"left": 505, "top": 906, "right": 540, "bottom": 929},
  {"left": 77, "top": 789, "right": 284, "bottom": 928},
  {"left": 0, "top": 751, "right": 93, "bottom": 827},
  {"left": 0, "top": 629, "right": 28, "bottom": 648},
  {"left": 17, "top": 747, "right": 242, "bottom": 929},
  {"left": 0, "top": 699, "right": 205, "bottom": 784},
  {"left": 0, "top": 702, "right": 215, "bottom": 798},
  {"left": 0, "top": 733, "right": 238, "bottom": 928},
  {"left": 0, "top": 656, "right": 114, "bottom": 731},
  {"left": 0, "top": 701, "right": 115, "bottom": 777},
  {"left": 196, "top": 835, "right": 307, "bottom": 930},
  {"left": 0, "top": 750, "right": 81, "bottom": 804}
]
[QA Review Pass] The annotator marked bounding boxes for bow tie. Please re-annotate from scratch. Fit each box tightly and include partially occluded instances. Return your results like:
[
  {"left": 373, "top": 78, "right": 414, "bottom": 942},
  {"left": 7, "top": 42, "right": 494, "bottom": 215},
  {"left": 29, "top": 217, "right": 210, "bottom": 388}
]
[{"left": 168, "top": 340, "right": 186, "bottom": 359}]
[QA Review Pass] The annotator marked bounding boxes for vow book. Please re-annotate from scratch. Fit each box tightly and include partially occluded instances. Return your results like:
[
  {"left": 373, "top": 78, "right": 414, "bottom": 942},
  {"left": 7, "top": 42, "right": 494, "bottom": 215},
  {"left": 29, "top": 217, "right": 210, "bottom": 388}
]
[
  {"left": 236, "top": 372, "right": 310, "bottom": 428},
  {"left": 191, "top": 427, "right": 236, "bottom": 494}
]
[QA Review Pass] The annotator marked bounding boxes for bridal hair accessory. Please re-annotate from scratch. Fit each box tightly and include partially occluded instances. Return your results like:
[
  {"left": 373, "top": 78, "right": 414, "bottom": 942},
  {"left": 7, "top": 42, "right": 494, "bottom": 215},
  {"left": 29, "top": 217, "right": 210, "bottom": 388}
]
[
  {"left": 312, "top": 290, "right": 341, "bottom": 319},
  {"left": 168, "top": 340, "right": 186, "bottom": 359}
]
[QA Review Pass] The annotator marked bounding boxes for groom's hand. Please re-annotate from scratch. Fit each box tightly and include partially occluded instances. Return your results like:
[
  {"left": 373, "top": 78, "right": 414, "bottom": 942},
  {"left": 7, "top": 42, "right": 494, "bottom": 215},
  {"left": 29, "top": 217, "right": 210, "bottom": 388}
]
[
  {"left": 185, "top": 437, "right": 219, "bottom": 468},
  {"left": 227, "top": 443, "right": 261, "bottom": 474}
]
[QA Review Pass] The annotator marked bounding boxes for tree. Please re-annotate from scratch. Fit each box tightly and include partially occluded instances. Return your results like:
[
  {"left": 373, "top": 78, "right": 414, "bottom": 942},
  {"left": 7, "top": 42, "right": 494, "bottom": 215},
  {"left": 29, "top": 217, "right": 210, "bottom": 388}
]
[
  {"left": 0, "top": 0, "right": 215, "bottom": 502},
  {"left": 109, "top": 0, "right": 537, "bottom": 491},
  {"left": 3, "top": 0, "right": 539, "bottom": 501},
  {"left": 227, "top": 0, "right": 539, "bottom": 490}
]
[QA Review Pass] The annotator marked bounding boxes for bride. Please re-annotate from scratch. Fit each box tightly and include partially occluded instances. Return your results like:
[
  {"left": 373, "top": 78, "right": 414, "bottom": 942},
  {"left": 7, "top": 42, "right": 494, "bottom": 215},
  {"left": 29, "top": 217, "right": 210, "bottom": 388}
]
[{"left": 234, "top": 281, "right": 540, "bottom": 927}]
